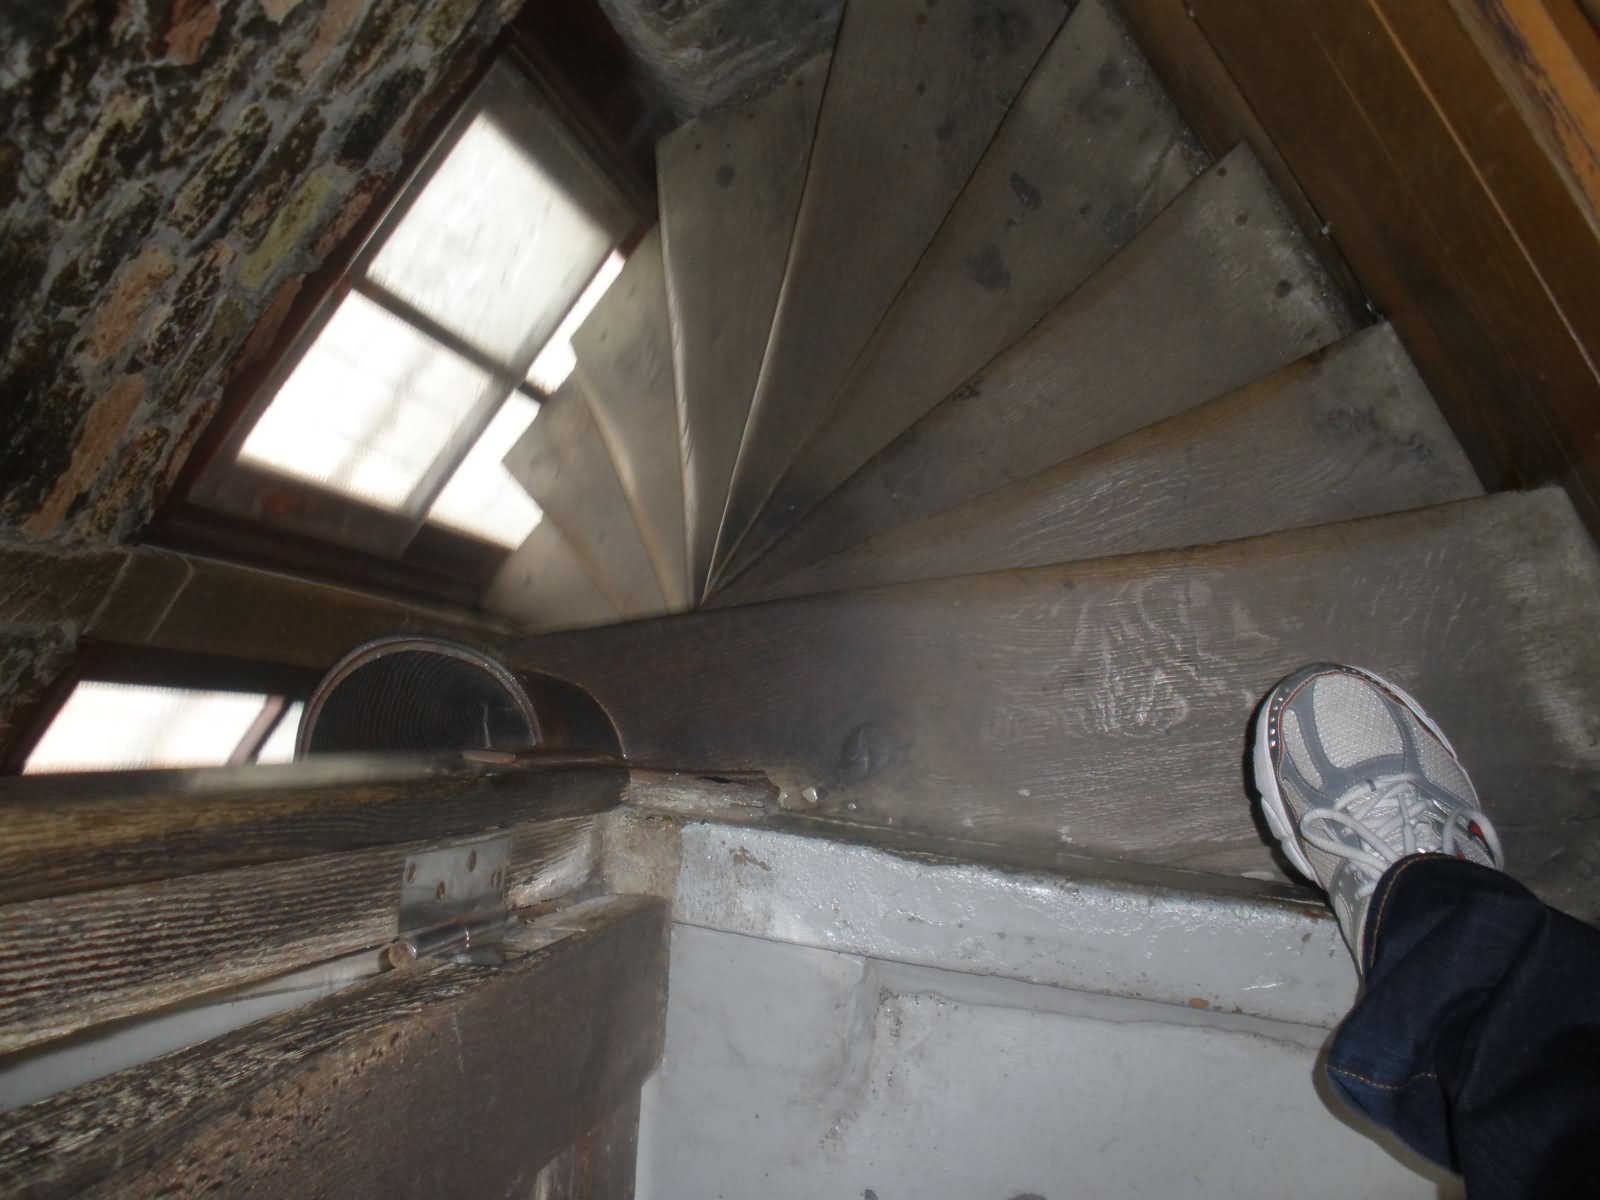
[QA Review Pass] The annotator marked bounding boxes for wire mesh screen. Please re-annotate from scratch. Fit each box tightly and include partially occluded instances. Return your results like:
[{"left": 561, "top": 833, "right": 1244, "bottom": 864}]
[{"left": 298, "top": 638, "right": 541, "bottom": 756}]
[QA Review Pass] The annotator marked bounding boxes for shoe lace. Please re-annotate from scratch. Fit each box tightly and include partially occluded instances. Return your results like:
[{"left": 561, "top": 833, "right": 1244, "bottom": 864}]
[{"left": 1299, "top": 773, "right": 1505, "bottom": 888}]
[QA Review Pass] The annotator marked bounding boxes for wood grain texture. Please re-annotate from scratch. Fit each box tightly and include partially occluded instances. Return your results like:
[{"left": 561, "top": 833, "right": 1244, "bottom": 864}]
[
  {"left": 484, "top": 519, "right": 621, "bottom": 633},
  {"left": 1453, "top": 0, "right": 1600, "bottom": 230},
  {"left": 721, "top": 146, "right": 1357, "bottom": 598},
  {"left": 723, "top": 0, "right": 1209, "bottom": 582},
  {"left": 0, "top": 812, "right": 603, "bottom": 1054},
  {"left": 658, "top": 53, "right": 830, "bottom": 599},
  {"left": 746, "top": 324, "right": 1483, "bottom": 600},
  {"left": 520, "top": 490, "right": 1600, "bottom": 918},
  {"left": 0, "top": 897, "right": 667, "bottom": 1200},
  {"left": 1161, "top": 0, "right": 1600, "bottom": 546},
  {"left": 573, "top": 229, "right": 691, "bottom": 610},
  {"left": 505, "top": 382, "right": 666, "bottom": 618},
  {"left": 0, "top": 755, "right": 625, "bottom": 904},
  {"left": 713, "top": 0, "right": 1070, "bottom": 579}
]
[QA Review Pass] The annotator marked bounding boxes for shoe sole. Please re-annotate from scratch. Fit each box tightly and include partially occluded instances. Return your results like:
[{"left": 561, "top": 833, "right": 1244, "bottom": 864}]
[{"left": 1251, "top": 664, "right": 1461, "bottom": 886}]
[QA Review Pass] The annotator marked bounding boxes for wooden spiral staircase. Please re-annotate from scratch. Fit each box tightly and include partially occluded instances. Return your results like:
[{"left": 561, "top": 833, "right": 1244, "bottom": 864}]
[{"left": 497, "top": 0, "right": 1600, "bottom": 917}]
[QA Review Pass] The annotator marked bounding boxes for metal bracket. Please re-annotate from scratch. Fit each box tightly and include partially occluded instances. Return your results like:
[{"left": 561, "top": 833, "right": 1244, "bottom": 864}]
[{"left": 387, "top": 834, "right": 512, "bottom": 968}]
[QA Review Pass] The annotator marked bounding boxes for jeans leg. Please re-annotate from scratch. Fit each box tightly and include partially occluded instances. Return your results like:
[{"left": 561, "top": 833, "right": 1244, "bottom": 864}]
[{"left": 1324, "top": 854, "right": 1600, "bottom": 1198}]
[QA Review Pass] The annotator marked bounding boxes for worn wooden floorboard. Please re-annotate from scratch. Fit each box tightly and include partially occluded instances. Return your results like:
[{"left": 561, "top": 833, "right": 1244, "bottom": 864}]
[
  {"left": 713, "top": 0, "right": 1070, "bottom": 580},
  {"left": 484, "top": 519, "right": 621, "bottom": 633},
  {"left": 520, "top": 491, "right": 1600, "bottom": 919},
  {"left": 0, "top": 814, "right": 601, "bottom": 1055},
  {"left": 659, "top": 53, "right": 830, "bottom": 600},
  {"left": 505, "top": 381, "right": 665, "bottom": 618},
  {"left": 573, "top": 229, "right": 690, "bottom": 610},
  {"left": 530, "top": 1093, "right": 641, "bottom": 1200},
  {"left": 724, "top": 0, "right": 1209, "bottom": 582},
  {"left": 721, "top": 146, "right": 1357, "bottom": 599},
  {"left": 747, "top": 324, "right": 1483, "bottom": 601},
  {"left": 0, "top": 897, "right": 667, "bottom": 1200},
  {"left": 0, "top": 756, "right": 624, "bottom": 904}
]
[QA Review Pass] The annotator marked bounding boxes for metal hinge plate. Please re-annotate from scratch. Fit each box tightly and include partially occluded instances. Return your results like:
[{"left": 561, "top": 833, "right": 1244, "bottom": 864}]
[{"left": 388, "top": 834, "right": 512, "bottom": 968}]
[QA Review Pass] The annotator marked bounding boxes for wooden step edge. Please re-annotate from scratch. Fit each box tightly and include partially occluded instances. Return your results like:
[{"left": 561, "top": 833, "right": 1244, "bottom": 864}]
[{"left": 717, "top": 322, "right": 1485, "bottom": 605}]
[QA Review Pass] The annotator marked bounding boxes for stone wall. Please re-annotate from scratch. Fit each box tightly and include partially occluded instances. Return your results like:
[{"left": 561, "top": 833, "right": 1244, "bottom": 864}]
[
  {"left": 0, "top": 0, "right": 517, "bottom": 548},
  {"left": 0, "top": 0, "right": 519, "bottom": 758}
]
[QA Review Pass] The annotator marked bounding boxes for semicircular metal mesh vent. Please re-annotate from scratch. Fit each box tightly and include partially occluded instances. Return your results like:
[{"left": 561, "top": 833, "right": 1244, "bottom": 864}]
[{"left": 297, "top": 638, "right": 541, "bottom": 757}]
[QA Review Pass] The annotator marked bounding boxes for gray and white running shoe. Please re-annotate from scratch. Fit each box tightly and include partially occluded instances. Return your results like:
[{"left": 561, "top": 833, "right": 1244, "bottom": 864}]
[{"left": 1253, "top": 663, "right": 1504, "bottom": 964}]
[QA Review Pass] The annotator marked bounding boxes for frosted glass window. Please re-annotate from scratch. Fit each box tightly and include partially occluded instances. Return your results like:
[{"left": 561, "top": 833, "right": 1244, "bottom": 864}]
[
  {"left": 429, "top": 394, "right": 544, "bottom": 548},
  {"left": 25, "top": 683, "right": 273, "bottom": 773},
  {"left": 370, "top": 114, "right": 614, "bottom": 366},
  {"left": 239, "top": 292, "right": 499, "bottom": 510},
  {"left": 527, "top": 250, "right": 627, "bottom": 394},
  {"left": 254, "top": 701, "right": 304, "bottom": 765}
]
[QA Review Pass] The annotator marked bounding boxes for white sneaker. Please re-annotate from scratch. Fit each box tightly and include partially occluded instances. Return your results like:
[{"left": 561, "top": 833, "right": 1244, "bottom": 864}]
[{"left": 1253, "top": 663, "right": 1503, "bottom": 965}]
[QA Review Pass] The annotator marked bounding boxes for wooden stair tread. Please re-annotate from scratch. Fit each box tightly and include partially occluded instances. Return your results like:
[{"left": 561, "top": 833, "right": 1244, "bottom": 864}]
[
  {"left": 658, "top": 53, "right": 830, "bottom": 600},
  {"left": 572, "top": 229, "right": 690, "bottom": 610},
  {"left": 723, "top": 0, "right": 1208, "bottom": 582},
  {"left": 503, "top": 382, "right": 665, "bottom": 619},
  {"left": 713, "top": 0, "right": 1070, "bottom": 579},
  {"left": 518, "top": 489, "right": 1600, "bottom": 918},
  {"left": 725, "top": 145, "right": 1358, "bottom": 595},
  {"left": 737, "top": 324, "right": 1483, "bottom": 602},
  {"left": 484, "top": 520, "right": 620, "bottom": 633}
]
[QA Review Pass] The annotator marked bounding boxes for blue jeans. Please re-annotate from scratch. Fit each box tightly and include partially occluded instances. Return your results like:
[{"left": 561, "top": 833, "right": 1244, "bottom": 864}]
[{"left": 1325, "top": 855, "right": 1600, "bottom": 1197}]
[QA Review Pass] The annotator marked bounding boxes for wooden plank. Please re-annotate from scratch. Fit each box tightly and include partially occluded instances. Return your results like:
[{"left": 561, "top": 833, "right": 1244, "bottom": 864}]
[
  {"left": 573, "top": 229, "right": 691, "bottom": 610},
  {"left": 743, "top": 324, "right": 1483, "bottom": 601},
  {"left": 519, "top": 490, "right": 1600, "bottom": 919},
  {"left": 1167, "top": 0, "right": 1600, "bottom": 540},
  {"left": 0, "top": 896, "right": 667, "bottom": 1200},
  {"left": 484, "top": 518, "right": 622, "bottom": 633},
  {"left": 1452, "top": 0, "right": 1600, "bottom": 230},
  {"left": 83, "top": 546, "right": 513, "bottom": 667},
  {"left": 721, "top": 147, "right": 1357, "bottom": 597},
  {"left": 658, "top": 52, "right": 829, "bottom": 599},
  {"left": 723, "top": 0, "right": 1209, "bottom": 581},
  {"left": 712, "top": 0, "right": 1070, "bottom": 580},
  {"left": 530, "top": 1093, "right": 641, "bottom": 1200},
  {"left": 505, "top": 381, "right": 667, "bottom": 618},
  {"left": 0, "top": 755, "right": 625, "bottom": 904},
  {"left": 0, "top": 813, "right": 600, "bottom": 1054}
]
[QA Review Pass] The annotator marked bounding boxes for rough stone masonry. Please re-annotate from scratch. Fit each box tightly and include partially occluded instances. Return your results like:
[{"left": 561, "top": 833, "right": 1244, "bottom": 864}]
[{"left": 0, "top": 0, "right": 519, "bottom": 753}]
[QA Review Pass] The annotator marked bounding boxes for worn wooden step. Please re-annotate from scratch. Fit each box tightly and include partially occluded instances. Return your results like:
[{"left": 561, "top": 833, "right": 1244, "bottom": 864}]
[
  {"left": 712, "top": 0, "right": 1070, "bottom": 580},
  {"left": 721, "top": 0, "right": 1208, "bottom": 583},
  {"left": 734, "top": 324, "right": 1483, "bottom": 602},
  {"left": 518, "top": 489, "right": 1600, "bottom": 920},
  {"left": 722, "top": 145, "right": 1358, "bottom": 596},
  {"left": 659, "top": 54, "right": 830, "bottom": 600},
  {"left": 572, "top": 229, "right": 689, "bottom": 610},
  {"left": 484, "top": 519, "right": 620, "bottom": 633},
  {"left": 504, "top": 382, "right": 665, "bottom": 619}
]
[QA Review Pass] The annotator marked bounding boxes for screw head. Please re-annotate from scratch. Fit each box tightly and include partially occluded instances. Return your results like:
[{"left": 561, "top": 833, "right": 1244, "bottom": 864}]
[
  {"left": 405, "top": 863, "right": 417, "bottom": 883},
  {"left": 435, "top": 881, "right": 447, "bottom": 900},
  {"left": 467, "top": 850, "right": 478, "bottom": 872}
]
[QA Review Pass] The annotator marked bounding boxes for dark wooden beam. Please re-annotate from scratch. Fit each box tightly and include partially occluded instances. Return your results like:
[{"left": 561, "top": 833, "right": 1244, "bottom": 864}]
[
  {"left": 0, "top": 896, "right": 667, "bottom": 1200},
  {"left": 0, "top": 754, "right": 625, "bottom": 904}
]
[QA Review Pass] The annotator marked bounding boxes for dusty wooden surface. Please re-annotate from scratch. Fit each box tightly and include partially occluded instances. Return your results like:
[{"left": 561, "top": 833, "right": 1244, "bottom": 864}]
[
  {"left": 0, "top": 755, "right": 625, "bottom": 903},
  {"left": 573, "top": 229, "right": 691, "bottom": 610},
  {"left": 0, "top": 811, "right": 596, "bottom": 1054},
  {"left": 0, "top": 897, "right": 667, "bottom": 1200},
  {"left": 505, "top": 382, "right": 666, "bottom": 618},
  {"left": 658, "top": 53, "right": 829, "bottom": 599},
  {"left": 714, "top": 0, "right": 1069, "bottom": 580},
  {"left": 484, "top": 519, "right": 621, "bottom": 633},
  {"left": 521, "top": 490, "right": 1600, "bottom": 918},
  {"left": 726, "top": 0, "right": 1208, "bottom": 580},
  {"left": 1122, "top": 0, "right": 1600, "bottom": 545},
  {"left": 529, "top": 1093, "right": 641, "bottom": 1200},
  {"left": 723, "top": 147, "right": 1356, "bottom": 596},
  {"left": 751, "top": 324, "right": 1482, "bottom": 600}
]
